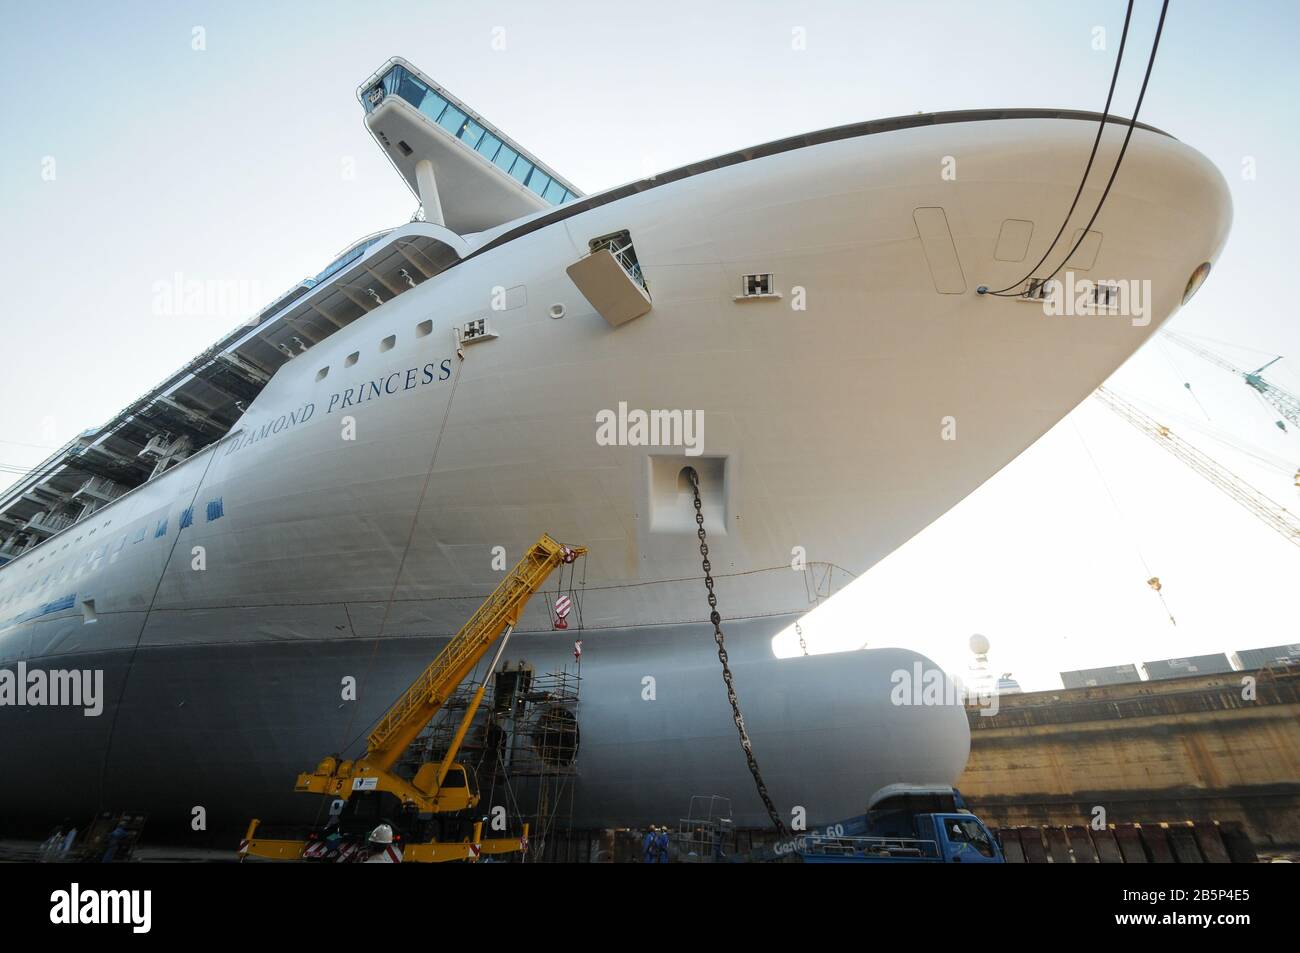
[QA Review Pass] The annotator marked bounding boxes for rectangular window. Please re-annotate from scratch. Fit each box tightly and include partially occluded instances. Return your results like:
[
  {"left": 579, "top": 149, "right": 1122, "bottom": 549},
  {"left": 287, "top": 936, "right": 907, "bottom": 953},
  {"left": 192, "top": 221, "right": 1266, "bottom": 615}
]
[
  {"left": 492, "top": 145, "right": 518, "bottom": 174},
  {"left": 179, "top": 507, "right": 194, "bottom": 529},
  {"left": 476, "top": 133, "right": 502, "bottom": 162},
  {"left": 508, "top": 157, "right": 532, "bottom": 184},
  {"left": 459, "top": 120, "right": 485, "bottom": 148},
  {"left": 154, "top": 519, "right": 168, "bottom": 539},
  {"left": 397, "top": 74, "right": 430, "bottom": 109},
  {"left": 526, "top": 170, "right": 551, "bottom": 196},
  {"left": 206, "top": 498, "right": 225, "bottom": 522},
  {"left": 437, "top": 105, "right": 467, "bottom": 136},
  {"left": 543, "top": 180, "right": 567, "bottom": 204},
  {"left": 418, "top": 91, "right": 448, "bottom": 124}
]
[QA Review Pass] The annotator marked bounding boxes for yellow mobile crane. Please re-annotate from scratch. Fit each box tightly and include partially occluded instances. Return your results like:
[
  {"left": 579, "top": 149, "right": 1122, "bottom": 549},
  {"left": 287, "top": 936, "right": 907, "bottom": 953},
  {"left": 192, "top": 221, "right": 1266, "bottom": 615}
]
[{"left": 240, "top": 534, "right": 586, "bottom": 862}]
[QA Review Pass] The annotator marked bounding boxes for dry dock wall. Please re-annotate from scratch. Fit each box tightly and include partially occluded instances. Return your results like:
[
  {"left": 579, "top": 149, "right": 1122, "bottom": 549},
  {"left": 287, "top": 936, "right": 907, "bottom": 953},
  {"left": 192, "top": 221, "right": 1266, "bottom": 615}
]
[{"left": 958, "top": 664, "right": 1300, "bottom": 850}]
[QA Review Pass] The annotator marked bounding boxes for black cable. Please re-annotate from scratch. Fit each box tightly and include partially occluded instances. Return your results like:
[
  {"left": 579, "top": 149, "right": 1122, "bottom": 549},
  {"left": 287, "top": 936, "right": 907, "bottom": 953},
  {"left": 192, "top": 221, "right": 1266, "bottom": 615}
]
[
  {"left": 985, "top": 0, "right": 1169, "bottom": 298},
  {"left": 986, "top": 0, "right": 1135, "bottom": 296},
  {"left": 1030, "top": 0, "right": 1168, "bottom": 291}
]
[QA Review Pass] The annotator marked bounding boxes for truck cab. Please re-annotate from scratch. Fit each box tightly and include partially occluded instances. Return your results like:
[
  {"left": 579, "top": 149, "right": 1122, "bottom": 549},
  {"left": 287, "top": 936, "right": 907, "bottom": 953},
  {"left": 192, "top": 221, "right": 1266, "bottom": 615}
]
[{"left": 796, "top": 785, "right": 1004, "bottom": 864}]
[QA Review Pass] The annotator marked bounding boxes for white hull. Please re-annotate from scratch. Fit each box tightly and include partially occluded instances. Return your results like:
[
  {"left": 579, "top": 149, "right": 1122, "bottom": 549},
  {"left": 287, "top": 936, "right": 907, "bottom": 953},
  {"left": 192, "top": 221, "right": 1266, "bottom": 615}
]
[{"left": 0, "top": 111, "right": 1231, "bottom": 833}]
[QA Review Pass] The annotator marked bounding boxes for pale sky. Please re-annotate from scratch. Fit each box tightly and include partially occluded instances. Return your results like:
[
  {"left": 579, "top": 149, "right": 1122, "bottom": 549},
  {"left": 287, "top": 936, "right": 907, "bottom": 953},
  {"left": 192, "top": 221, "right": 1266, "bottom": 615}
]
[{"left": 1, "top": 1, "right": 1297, "bottom": 689}]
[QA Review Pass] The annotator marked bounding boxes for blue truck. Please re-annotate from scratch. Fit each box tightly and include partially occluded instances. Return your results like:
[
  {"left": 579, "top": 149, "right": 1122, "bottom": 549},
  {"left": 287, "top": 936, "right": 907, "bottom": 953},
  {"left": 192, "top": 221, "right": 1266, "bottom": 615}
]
[{"left": 795, "top": 785, "right": 1004, "bottom": 864}]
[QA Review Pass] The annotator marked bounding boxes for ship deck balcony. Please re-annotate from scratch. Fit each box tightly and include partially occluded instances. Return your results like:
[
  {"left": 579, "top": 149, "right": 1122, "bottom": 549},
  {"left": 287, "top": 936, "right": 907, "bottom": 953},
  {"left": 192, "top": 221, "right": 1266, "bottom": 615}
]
[
  {"left": 23, "top": 511, "right": 75, "bottom": 538},
  {"left": 71, "top": 475, "right": 127, "bottom": 505}
]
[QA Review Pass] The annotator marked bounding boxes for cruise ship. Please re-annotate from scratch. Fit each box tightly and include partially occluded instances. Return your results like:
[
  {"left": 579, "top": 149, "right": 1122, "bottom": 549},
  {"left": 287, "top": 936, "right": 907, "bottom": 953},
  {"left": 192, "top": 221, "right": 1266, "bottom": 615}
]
[{"left": 0, "top": 57, "right": 1231, "bottom": 837}]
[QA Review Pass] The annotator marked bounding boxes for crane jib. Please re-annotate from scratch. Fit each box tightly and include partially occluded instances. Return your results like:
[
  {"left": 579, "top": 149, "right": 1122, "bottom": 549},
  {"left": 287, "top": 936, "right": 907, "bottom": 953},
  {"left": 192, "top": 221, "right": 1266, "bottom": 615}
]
[{"left": 365, "top": 535, "right": 587, "bottom": 761}]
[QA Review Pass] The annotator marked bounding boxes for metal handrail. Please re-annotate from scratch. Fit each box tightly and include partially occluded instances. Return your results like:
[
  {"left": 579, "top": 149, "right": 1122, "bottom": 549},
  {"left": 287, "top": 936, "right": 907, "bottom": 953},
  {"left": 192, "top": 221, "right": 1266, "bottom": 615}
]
[{"left": 800, "top": 833, "right": 941, "bottom": 858}]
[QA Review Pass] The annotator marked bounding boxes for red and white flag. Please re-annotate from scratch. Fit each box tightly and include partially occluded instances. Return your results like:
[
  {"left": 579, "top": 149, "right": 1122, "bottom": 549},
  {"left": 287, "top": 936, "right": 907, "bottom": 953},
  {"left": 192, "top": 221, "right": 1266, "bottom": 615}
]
[{"left": 573, "top": 640, "right": 583, "bottom": 660}]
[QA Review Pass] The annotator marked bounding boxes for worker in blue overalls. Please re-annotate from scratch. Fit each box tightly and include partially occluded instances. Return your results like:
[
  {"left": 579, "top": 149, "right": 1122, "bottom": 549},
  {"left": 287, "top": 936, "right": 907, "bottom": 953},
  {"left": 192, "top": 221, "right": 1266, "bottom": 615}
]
[
  {"left": 655, "top": 826, "right": 670, "bottom": 863},
  {"left": 642, "top": 826, "right": 657, "bottom": 863}
]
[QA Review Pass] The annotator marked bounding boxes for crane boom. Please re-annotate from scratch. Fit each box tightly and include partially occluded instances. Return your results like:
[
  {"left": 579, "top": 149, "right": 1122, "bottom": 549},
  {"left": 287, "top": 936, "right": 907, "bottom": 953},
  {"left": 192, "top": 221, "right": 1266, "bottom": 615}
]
[
  {"left": 293, "top": 533, "right": 586, "bottom": 810},
  {"left": 1093, "top": 387, "right": 1300, "bottom": 548},
  {"left": 1161, "top": 329, "right": 1300, "bottom": 430},
  {"left": 241, "top": 533, "right": 586, "bottom": 862},
  {"left": 367, "top": 534, "right": 584, "bottom": 768}
]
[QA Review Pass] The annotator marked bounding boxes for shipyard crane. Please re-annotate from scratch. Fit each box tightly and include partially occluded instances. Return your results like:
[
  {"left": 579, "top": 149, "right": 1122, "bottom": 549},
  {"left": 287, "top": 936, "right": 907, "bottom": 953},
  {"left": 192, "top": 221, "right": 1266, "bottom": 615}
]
[
  {"left": 1093, "top": 387, "right": 1300, "bottom": 548},
  {"left": 1161, "top": 329, "right": 1300, "bottom": 432},
  {"left": 241, "top": 533, "right": 587, "bottom": 862}
]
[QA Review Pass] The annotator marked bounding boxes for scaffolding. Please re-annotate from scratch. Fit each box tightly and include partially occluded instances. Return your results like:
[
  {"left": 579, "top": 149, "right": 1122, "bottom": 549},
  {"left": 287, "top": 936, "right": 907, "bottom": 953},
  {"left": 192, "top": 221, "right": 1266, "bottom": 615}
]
[
  {"left": 399, "top": 659, "right": 582, "bottom": 862},
  {"left": 673, "top": 795, "right": 736, "bottom": 863}
]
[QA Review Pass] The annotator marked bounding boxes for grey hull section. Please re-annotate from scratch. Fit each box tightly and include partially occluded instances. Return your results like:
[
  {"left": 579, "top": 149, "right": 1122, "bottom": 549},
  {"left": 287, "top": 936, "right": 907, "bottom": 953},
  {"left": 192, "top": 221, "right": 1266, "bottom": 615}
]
[{"left": 0, "top": 614, "right": 969, "bottom": 837}]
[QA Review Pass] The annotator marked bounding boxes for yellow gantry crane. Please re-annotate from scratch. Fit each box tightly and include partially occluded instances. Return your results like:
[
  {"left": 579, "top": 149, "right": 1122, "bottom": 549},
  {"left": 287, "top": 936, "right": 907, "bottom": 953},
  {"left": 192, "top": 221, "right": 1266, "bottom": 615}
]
[
  {"left": 241, "top": 533, "right": 587, "bottom": 862},
  {"left": 1094, "top": 387, "right": 1300, "bottom": 547}
]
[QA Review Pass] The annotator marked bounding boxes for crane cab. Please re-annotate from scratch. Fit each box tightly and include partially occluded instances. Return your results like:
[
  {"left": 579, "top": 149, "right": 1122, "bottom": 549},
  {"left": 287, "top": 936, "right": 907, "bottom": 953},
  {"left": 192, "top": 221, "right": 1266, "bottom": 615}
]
[{"left": 412, "top": 762, "right": 479, "bottom": 812}]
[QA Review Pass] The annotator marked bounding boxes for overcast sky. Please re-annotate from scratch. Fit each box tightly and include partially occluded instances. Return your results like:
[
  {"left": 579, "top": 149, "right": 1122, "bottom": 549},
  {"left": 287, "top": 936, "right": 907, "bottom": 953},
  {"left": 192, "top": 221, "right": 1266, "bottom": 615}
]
[{"left": 1, "top": 1, "right": 1297, "bottom": 688}]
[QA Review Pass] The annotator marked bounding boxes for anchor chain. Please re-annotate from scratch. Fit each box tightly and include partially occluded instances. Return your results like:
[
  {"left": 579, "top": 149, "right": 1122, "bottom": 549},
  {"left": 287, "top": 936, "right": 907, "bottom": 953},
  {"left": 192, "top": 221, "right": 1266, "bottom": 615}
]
[{"left": 688, "top": 469, "right": 789, "bottom": 837}]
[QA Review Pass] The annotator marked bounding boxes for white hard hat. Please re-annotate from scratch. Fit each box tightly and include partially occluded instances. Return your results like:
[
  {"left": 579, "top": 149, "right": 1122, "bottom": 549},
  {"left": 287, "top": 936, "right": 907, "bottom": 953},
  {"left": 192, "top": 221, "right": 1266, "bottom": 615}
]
[{"left": 368, "top": 824, "right": 394, "bottom": 845}]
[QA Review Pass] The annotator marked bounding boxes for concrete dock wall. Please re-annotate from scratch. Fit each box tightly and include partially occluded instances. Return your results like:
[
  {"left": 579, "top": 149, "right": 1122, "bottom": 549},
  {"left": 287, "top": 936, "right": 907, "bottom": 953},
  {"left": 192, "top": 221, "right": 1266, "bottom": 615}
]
[{"left": 958, "top": 664, "right": 1300, "bottom": 850}]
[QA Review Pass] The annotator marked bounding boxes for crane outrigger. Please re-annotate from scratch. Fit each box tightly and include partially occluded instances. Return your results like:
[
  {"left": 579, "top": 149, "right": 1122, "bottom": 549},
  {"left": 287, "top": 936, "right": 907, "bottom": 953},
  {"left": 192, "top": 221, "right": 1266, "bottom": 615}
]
[{"left": 240, "top": 534, "right": 587, "bottom": 862}]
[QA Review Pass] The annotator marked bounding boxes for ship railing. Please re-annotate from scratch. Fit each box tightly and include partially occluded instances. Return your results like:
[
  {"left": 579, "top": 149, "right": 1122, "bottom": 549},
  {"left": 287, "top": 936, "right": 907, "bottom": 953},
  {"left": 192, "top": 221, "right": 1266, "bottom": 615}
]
[
  {"left": 606, "top": 241, "right": 647, "bottom": 292},
  {"left": 72, "top": 475, "right": 126, "bottom": 503},
  {"left": 799, "top": 833, "right": 941, "bottom": 859},
  {"left": 25, "top": 511, "right": 75, "bottom": 535}
]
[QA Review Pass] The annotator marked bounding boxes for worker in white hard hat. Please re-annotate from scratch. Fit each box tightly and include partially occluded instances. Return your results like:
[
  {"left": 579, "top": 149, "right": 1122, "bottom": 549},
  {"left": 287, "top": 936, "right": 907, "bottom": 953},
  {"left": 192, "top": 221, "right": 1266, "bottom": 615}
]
[{"left": 362, "top": 823, "right": 402, "bottom": 863}]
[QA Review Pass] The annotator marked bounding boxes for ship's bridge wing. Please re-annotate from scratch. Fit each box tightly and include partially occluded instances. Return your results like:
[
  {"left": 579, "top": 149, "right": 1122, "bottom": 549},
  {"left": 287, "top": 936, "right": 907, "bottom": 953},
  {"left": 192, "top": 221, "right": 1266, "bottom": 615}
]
[
  {"left": 358, "top": 57, "right": 582, "bottom": 234},
  {"left": 0, "top": 223, "right": 464, "bottom": 566}
]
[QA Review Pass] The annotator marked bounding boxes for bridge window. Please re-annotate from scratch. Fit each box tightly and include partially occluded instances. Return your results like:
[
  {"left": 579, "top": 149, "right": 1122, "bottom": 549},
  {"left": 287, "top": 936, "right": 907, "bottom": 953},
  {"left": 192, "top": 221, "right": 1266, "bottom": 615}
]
[
  {"left": 418, "top": 91, "right": 449, "bottom": 124},
  {"left": 365, "top": 63, "right": 577, "bottom": 205},
  {"left": 476, "top": 133, "right": 502, "bottom": 162},
  {"left": 527, "top": 170, "right": 552, "bottom": 197},
  {"left": 437, "top": 105, "right": 467, "bottom": 137},
  {"left": 459, "top": 120, "right": 485, "bottom": 149},
  {"left": 493, "top": 144, "right": 519, "bottom": 174}
]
